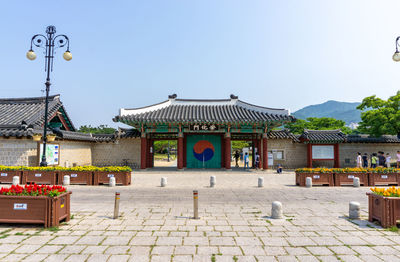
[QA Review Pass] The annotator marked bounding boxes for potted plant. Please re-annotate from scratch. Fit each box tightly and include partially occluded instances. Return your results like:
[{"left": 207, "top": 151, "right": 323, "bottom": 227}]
[
  {"left": 47, "top": 134, "right": 56, "bottom": 142},
  {"left": 32, "top": 134, "right": 42, "bottom": 142},
  {"left": 368, "top": 167, "right": 400, "bottom": 186},
  {"left": 93, "top": 166, "right": 132, "bottom": 186},
  {"left": 367, "top": 186, "right": 400, "bottom": 228},
  {"left": 295, "top": 168, "right": 334, "bottom": 186},
  {"left": 0, "top": 166, "right": 21, "bottom": 184},
  {"left": 0, "top": 184, "right": 71, "bottom": 228},
  {"left": 333, "top": 168, "right": 369, "bottom": 186},
  {"left": 57, "top": 166, "right": 93, "bottom": 185},
  {"left": 22, "top": 167, "right": 57, "bottom": 185}
]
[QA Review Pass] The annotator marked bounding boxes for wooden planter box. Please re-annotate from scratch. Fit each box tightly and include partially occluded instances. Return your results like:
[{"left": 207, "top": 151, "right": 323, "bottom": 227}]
[
  {"left": 58, "top": 171, "right": 92, "bottom": 185},
  {"left": 296, "top": 173, "right": 334, "bottom": 186},
  {"left": 0, "top": 171, "right": 21, "bottom": 184},
  {"left": 0, "top": 192, "right": 71, "bottom": 228},
  {"left": 369, "top": 173, "right": 400, "bottom": 186},
  {"left": 22, "top": 171, "right": 57, "bottom": 185},
  {"left": 334, "top": 173, "right": 369, "bottom": 186},
  {"left": 367, "top": 192, "right": 400, "bottom": 228},
  {"left": 93, "top": 171, "right": 131, "bottom": 185}
]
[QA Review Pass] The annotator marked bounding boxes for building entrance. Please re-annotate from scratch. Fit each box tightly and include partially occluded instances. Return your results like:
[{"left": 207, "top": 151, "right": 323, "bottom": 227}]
[{"left": 186, "top": 134, "right": 221, "bottom": 168}]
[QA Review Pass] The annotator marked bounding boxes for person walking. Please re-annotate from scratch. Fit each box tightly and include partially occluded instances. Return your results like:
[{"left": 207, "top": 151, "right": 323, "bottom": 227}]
[
  {"left": 244, "top": 152, "right": 250, "bottom": 170},
  {"left": 386, "top": 153, "right": 392, "bottom": 168},
  {"left": 254, "top": 152, "right": 260, "bottom": 169},
  {"left": 356, "top": 152, "right": 362, "bottom": 168},
  {"left": 234, "top": 151, "right": 240, "bottom": 168},
  {"left": 362, "top": 153, "right": 368, "bottom": 168},
  {"left": 371, "top": 153, "right": 378, "bottom": 168}
]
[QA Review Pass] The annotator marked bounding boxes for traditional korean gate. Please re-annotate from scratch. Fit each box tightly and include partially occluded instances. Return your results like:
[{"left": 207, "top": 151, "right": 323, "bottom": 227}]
[{"left": 186, "top": 135, "right": 221, "bottom": 168}]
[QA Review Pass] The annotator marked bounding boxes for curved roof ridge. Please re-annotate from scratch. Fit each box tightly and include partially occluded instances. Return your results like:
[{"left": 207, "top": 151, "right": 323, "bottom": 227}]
[{"left": 0, "top": 94, "right": 60, "bottom": 103}]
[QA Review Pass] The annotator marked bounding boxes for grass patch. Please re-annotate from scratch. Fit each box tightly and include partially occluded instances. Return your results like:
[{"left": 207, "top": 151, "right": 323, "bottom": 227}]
[
  {"left": 387, "top": 226, "right": 399, "bottom": 232},
  {"left": 0, "top": 229, "right": 12, "bottom": 235},
  {"left": 233, "top": 256, "right": 238, "bottom": 262},
  {"left": 46, "top": 226, "right": 60, "bottom": 232},
  {"left": 286, "top": 218, "right": 293, "bottom": 222},
  {"left": 0, "top": 234, "right": 9, "bottom": 239},
  {"left": 70, "top": 214, "right": 75, "bottom": 220},
  {"left": 14, "top": 232, "right": 24, "bottom": 236},
  {"left": 211, "top": 254, "right": 216, "bottom": 262}
]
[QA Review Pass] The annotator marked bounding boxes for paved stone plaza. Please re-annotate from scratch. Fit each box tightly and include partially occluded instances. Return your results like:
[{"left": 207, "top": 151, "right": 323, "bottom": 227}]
[{"left": 1, "top": 171, "right": 400, "bottom": 262}]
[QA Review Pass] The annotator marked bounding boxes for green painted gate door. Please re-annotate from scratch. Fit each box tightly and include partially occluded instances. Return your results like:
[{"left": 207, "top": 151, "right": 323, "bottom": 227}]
[{"left": 186, "top": 135, "right": 221, "bottom": 168}]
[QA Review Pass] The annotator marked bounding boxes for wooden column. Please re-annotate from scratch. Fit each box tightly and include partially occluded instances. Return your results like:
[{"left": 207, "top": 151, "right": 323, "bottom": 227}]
[
  {"left": 177, "top": 132, "right": 184, "bottom": 169},
  {"left": 257, "top": 138, "right": 262, "bottom": 168},
  {"left": 307, "top": 143, "right": 312, "bottom": 168},
  {"left": 334, "top": 144, "right": 340, "bottom": 168},
  {"left": 262, "top": 133, "right": 268, "bottom": 170},
  {"left": 225, "top": 133, "right": 231, "bottom": 169},
  {"left": 140, "top": 134, "right": 147, "bottom": 169}
]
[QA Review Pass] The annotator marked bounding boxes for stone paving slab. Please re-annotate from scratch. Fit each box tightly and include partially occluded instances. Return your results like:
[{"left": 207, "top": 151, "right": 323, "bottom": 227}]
[{"left": 0, "top": 171, "right": 399, "bottom": 261}]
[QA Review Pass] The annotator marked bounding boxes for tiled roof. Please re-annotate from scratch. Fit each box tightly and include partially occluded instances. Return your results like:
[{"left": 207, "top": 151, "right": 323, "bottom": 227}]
[
  {"left": 299, "top": 129, "right": 346, "bottom": 144},
  {"left": 0, "top": 124, "right": 95, "bottom": 142},
  {"left": 0, "top": 95, "right": 75, "bottom": 131},
  {"left": 347, "top": 134, "right": 400, "bottom": 143},
  {"left": 268, "top": 129, "right": 300, "bottom": 142},
  {"left": 114, "top": 95, "right": 294, "bottom": 125}
]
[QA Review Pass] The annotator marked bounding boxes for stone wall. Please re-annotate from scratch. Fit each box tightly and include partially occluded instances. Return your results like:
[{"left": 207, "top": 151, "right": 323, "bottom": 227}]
[
  {"left": 0, "top": 138, "right": 37, "bottom": 166},
  {"left": 266, "top": 139, "right": 308, "bottom": 169},
  {"left": 58, "top": 141, "right": 92, "bottom": 167},
  {"left": 91, "top": 138, "right": 141, "bottom": 168},
  {"left": 339, "top": 143, "right": 400, "bottom": 167}
]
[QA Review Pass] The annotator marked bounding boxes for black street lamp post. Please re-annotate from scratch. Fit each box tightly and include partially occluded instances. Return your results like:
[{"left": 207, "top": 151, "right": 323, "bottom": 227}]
[{"left": 27, "top": 25, "right": 72, "bottom": 166}]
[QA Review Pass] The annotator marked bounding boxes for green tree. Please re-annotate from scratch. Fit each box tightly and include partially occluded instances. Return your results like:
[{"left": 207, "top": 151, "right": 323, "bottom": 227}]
[
  {"left": 78, "top": 125, "right": 116, "bottom": 134},
  {"left": 154, "top": 140, "right": 177, "bottom": 154},
  {"left": 285, "top": 117, "right": 351, "bottom": 134},
  {"left": 357, "top": 91, "right": 400, "bottom": 137}
]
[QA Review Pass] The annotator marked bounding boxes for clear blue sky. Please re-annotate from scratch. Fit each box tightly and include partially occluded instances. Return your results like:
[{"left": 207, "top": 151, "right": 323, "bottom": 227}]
[{"left": 1, "top": 0, "right": 400, "bottom": 128}]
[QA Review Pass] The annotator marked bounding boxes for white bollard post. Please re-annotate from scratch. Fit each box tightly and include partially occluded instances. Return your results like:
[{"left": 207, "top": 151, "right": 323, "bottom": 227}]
[
  {"left": 258, "top": 177, "right": 264, "bottom": 187},
  {"left": 349, "top": 201, "right": 360, "bottom": 219},
  {"left": 271, "top": 201, "right": 283, "bottom": 219},
  {"left": 109, "top": 177, "right": 116, "bottom": 187},
  {"left": 353, "top": 177, "right": 360, "bottom": 188},
  {"left": 63, "top": 175, "right": 70, "bottom": 186},
  {"left": 12, "top": 176, "right": 19, "bottom": 186},
  {"left": 210, "top": 176, "right": 216, "bottom": 188},
  {"left": 305, "top": 177, "right": 312, "bottom": 188},
  {"left": 161, "top": 177, "right": 167, "bottom": 187}
]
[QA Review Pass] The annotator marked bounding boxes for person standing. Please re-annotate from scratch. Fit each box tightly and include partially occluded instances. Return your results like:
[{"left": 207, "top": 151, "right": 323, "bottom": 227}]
[
  {"left": 234, "top": 151, "right": 240, "bottom": 168},
  {"left": 244, "top": 152, "right": 250, "bottom": 170},
  {"left": 378, "top": 152, "right": 386, "bottom": 167},
  {"left": 397, "top": 151, "right": 400, "bottom": 168},
  {"left": 371, "top": 153, "right": 378, "bottom": 168},
  {"left": 277, "top": 164, "right": 283, "bottom": 174},
  {"left": 356, "top": 152, "right": 362, "bottom": 168},
  {"left": 386, "top": 153, "right": 392, "bottom": 168},
  {"left": 362, "top": 153, "right": 368, "bottom": 168}
]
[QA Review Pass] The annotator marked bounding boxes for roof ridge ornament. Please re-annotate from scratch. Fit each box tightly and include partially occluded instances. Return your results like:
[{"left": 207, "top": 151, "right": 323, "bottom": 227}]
[
  {"left": 230, "top": 94, "right": 238, "bottom": 99},
  {"left": 168, "top": 94, "right": 177, "bottom": 100}
]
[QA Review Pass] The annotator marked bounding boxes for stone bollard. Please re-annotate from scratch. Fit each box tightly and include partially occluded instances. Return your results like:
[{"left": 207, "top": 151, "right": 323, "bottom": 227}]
[
  {"left": 63, "top": 175, "right": 70, "bottom": 186},
  {"left": 210, "top": 176, "right": 216, "bottom": 188},
  {"left": 353, "top": 177, "right": 360, "bottom": 188},
  {"left": 161, "top": 177, "right": 167, "bottom": 187},
  {"left": 271, "top": 201, "right": 283, "bottom": 219},
  {"left": 109, "top": 177, "right": 116, "bottom": 187},
  {"left": 305, "top": 177, "right": 312, "bottom": 188},
  {"left": 12, "top": 176, "right": 19, "bottom": 186},
  {"left": 349, "top": 201, "right": 360, "bottom": 219},
  {"left": 258, "top": 177, "right": 264, "bottom": 187}
]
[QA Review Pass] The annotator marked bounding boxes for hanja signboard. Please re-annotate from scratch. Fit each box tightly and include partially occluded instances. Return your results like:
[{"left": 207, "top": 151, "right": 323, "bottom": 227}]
[{"left": 312, "top": 145, "right": 334, "bottom": 160}]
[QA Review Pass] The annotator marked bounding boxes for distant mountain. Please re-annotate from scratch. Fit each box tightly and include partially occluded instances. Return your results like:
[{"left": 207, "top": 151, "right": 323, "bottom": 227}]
[{"left": 292, "top": 100, "right": 362, "bottom": 125}]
